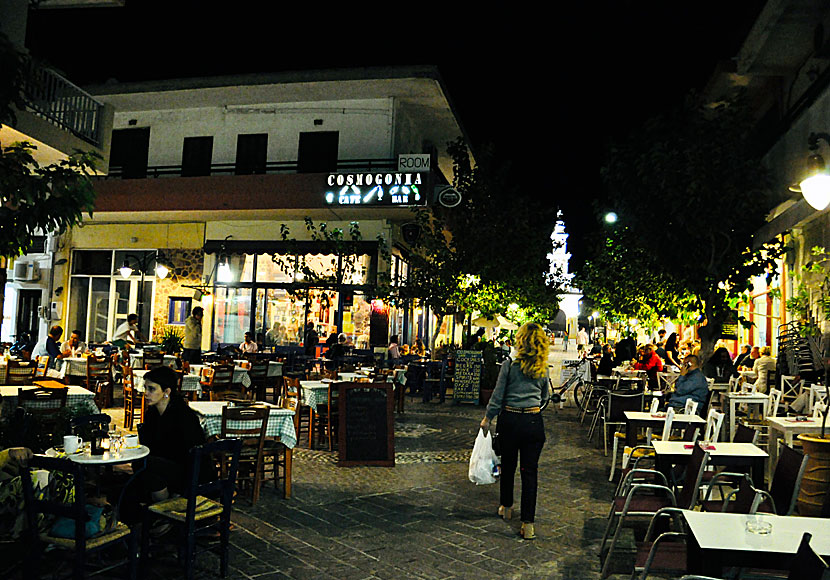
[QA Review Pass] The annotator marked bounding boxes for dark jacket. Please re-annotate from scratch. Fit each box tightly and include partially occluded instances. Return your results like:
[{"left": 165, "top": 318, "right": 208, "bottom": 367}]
[
  {"left": 140, "top": 396, "right": 207, "bottom": 468},
  {"left": 597, "top": 353, "right": 614, "bottom": 376}
]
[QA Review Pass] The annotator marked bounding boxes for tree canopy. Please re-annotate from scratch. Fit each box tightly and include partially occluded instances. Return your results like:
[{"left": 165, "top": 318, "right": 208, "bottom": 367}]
[{"left": 582, "top": 95, "right": 785, "bottom": 361}]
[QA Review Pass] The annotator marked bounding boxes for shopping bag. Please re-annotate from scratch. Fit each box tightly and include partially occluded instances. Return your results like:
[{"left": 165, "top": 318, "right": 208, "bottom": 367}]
[{"left": 469, "top": 429, "right": 498, "bottom": 485}]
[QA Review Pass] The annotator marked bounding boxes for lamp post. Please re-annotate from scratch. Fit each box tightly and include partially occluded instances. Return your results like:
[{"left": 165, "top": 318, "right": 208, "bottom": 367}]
[
  {"left": 118, "top": 251, "right": 170, "bottom": 334},
  {"left": 793, "top": 132, "right": 830, "bottom": 211}
]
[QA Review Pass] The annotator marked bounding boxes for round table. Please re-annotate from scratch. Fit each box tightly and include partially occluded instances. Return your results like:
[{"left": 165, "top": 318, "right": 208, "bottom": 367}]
[{"left": 47, "top": 444, "right": 150, "bottom": 465}]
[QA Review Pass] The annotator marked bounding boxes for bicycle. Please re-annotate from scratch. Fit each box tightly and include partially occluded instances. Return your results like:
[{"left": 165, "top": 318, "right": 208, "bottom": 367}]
[{"left": 551, "top": 357, "right": 602, "bottom": 417}]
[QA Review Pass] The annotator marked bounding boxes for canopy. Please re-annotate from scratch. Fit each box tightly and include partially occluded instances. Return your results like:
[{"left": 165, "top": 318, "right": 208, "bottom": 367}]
[
  {"left": 497, "top": 315, "right": 518, "bottom": 330},
  {"left": 472, "top": 316, "right": 499, "bottom": 328}
]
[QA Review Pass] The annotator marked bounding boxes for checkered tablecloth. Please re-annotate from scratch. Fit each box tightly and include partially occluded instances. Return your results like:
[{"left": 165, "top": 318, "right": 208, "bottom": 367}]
[
  {"left": 300, "top": 381, "right": 331, "bottom": 411},
  {"left": 0, "top": 385, "right": 99, "bottom": 416},
  {"left": 133, "top": 369, "right": 202, "bottom": 394},
  {"left": 58, "top": 357, "right": 89, "bottom": 378},
  {"left": 189, "top": 365, "right": 252, "bottom": 389},
  {"left": 129, "top": 352, "right": 178, "bottom": 369},
  {"left": 189, "top": 401, "right": 296, "bottom": 448}
]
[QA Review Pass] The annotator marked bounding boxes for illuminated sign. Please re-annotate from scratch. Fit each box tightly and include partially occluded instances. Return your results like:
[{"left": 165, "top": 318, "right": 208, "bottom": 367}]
[{"left": 325, "top": 172, "right": 428, "bottom": 206}]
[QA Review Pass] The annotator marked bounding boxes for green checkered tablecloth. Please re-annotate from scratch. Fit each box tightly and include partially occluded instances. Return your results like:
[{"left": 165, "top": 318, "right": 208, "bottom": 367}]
[
  {"left": 189, "top": 401, "right": 296, "bottom": 448},
  {"left": 129, "top": 352, "right": 178, "bottom": 369},
  {"left": 300, "top": 380, "right": 331, "bottom": 411},
  {"left": 133, "top": 370, "right": 202, "bottom": 394},
  {"left": 190, "top": 365, "right": 252, "bottom": 391},
  {"left": 0, "top": 385, "right": 99, "bottom": 416}
]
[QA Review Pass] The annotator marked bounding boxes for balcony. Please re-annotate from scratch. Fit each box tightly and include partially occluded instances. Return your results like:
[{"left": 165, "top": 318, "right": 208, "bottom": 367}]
[
  {"left": 103, "top": 158, "right": 398, "bottom": 179},
  {"left": 20, "top": 60, "right": 107, "bottom": 148}
]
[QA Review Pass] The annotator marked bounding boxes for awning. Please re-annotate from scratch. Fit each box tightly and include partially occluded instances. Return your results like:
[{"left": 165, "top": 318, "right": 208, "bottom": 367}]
[{"left": 203, "top": 239, "right": 379, "bottom": 256}]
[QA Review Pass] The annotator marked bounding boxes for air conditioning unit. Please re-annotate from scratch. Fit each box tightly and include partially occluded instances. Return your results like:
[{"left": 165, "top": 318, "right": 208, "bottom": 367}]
[{"left": 12, "top": 261, "right": 41, "bottom": 281}]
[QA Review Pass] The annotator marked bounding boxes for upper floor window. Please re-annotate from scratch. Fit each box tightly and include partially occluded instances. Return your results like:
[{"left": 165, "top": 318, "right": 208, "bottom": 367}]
[
  {"left": 297, "top": 131, "right": 339, "bottom": 173},
  {"left": 181, "top": 136, "right": 214, "bottom": 177},
  {"left": 235, "top": 133, "right": 268, "bottom": 175},
  {"left": 110, "top": 128, "right": 150, "bottom": 179}
]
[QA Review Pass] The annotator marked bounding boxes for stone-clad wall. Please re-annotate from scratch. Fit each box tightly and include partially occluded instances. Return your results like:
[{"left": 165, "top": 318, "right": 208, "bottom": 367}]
[{"left": 152, "top": 249, "right": 204, "bottom": 338}]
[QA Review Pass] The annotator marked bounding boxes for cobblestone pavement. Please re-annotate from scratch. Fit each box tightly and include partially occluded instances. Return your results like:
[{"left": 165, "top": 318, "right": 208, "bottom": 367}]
[{"left": 11, "top": 347, "right": 643, "bottom": 579}]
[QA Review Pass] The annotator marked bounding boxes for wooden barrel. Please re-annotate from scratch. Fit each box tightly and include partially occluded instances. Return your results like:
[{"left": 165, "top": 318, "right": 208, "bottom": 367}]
[{"left": 797, "top": 434, "right": 830, "bottom": 516}]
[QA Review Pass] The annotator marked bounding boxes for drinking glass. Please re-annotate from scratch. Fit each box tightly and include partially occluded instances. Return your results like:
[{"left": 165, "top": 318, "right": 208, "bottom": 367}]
[{"left": 745, "top": 513, "right": 772, "bottom": 534}]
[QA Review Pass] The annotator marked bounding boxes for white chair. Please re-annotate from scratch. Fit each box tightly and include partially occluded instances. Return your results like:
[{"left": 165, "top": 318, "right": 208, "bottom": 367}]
[
  {"left": 703, "top": 408, "right": 725, "bottom": 443},
  {"left": 779, "top": 375, "right": 803, "bottom": 405},
  {"left": 684, "top": 398, "right": 699, "bottom": 417},
  {"left": 657, "top": 371, "right": 679, "bottom": 392},
  {"left": 808, "top": 383, "right": 828, "bottom": 415}
]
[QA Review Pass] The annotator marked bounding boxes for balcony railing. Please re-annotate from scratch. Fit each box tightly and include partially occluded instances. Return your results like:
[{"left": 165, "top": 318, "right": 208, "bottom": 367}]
[
  {"left": 102, "top": 158, "right": 399, "bottom": 179},
  {"left": 21, "top": 61, "right": 106, "bottom": 148}
]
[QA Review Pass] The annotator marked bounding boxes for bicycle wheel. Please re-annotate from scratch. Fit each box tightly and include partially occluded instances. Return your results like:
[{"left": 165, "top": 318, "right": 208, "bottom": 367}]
[{"left": 574, "top": 380, "right": 600, "bottom": 415}]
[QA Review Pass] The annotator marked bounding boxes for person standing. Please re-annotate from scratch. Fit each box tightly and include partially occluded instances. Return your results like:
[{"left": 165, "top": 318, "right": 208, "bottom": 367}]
[
  {"left": 303, "top": 322, "right": 319, "bottom": 357},
  {"left": 182, "top": 306, "right": 203, "bottom": 365},
  {"left": 576, "top": 327, "right": 589, "bottom": 352},
  {"left": 480, "top": 322, "right": 550, "bottom": 540},
  {"left": 112, "top": 314, "right": 145, "bottom": 345}
]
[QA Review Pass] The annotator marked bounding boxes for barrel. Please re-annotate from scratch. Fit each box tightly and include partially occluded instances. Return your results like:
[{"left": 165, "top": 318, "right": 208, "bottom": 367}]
[{"left": 797, "top": 434, "right": 830, "bottom": 517}]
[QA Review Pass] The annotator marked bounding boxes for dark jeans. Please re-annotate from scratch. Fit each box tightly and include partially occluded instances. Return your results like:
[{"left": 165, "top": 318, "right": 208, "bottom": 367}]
[
  {"left": 497, "top": 411, "right": 546, "bottom": 523},
  {"left": 182, "top": 348, "right": 201, "bottom": 365}
]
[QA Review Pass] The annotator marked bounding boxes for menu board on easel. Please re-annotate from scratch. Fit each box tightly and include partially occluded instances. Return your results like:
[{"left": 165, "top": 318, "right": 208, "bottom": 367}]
[
  {"left": 453, "top": 350, "right": 482, "bottom": 404},
  {"left": 337, "top": 382, "right": 394, "bottom": 466}
]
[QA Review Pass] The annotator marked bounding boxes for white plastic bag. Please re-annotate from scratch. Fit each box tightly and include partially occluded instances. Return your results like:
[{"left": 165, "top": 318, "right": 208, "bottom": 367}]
[{"left": 469, "top": 429, "right": 498, "bottom": 485}]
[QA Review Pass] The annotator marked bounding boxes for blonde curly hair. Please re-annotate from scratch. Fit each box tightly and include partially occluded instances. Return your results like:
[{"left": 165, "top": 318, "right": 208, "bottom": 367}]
[{"left": 514, "top": 322, "right": 549, "bottom": 379}]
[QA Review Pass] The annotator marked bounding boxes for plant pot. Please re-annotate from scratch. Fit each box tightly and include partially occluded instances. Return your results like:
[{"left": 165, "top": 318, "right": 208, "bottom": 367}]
[{"left": 796, "top": 433, "right": 830, "bottom": 517}]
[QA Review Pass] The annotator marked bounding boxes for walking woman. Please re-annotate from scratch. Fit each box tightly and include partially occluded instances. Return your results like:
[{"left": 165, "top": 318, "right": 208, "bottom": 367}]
[{"left": 480, "top": 322, "right": 550, "bottom": 539}]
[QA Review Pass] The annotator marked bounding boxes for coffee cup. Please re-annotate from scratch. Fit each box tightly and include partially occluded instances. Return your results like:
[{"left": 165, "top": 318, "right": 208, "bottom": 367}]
[
  {"left": 64, "top": 435, "right": 82, "bottom": 454},
  {"left": 124, "top": 434, "right": 139, "bottom": 448}
]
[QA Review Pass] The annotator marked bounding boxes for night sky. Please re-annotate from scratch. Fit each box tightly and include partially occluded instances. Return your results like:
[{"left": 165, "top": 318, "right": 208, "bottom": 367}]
[{"left": 26, "top": 1, "right": 765, "bottom": 269}]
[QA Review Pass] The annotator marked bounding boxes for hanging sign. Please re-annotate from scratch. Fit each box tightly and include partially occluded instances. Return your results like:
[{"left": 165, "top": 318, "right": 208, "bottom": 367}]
[{"left": 324, "top": 172, "right": 428, "bottom": 206}]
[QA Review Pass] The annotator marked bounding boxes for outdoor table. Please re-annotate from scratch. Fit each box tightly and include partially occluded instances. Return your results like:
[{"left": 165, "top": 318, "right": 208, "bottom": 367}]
[
  {"left": 1, "top": 385, "right": 99, "bottom": 416},
  {"left": 338, "top": 372, "right": 367, "bottom": 382},
  {"left": 624, "top": 410, "right": 706, "bottom": 447},
  {"left": 300, "top": 380, "right": 332, "bottom": 411},
  {"left": 56, "top": 357, "right": 90, "bottom": 381},
  {"left": 190, "top": 401, "right": 296, "bottom": 497},
  {"left": 129, "top": 352, "right": 177, "bottom": 369},
  {"left": 682, "top": 509, "right": 830, "bottom": 576},
  {"left": 46, "top": 443, "right": 150, "bottom": 465},
  {"left": 738, "top": 369, "right": 757, "bottom": 381},
  {"left": 652, "top": 440, "right": 767, "bottom": 487},
  {"left": 766, "top": 416, "right": 825, "bottom": 482},
  {"left": 722, "top": 391, "right": 769, "bottom": 441},
  {"left": 132, "top": 369, "right": 201, "bottom": 396},
  {"left": 189, "top": 364, "right": 252, "bottom": 390}
]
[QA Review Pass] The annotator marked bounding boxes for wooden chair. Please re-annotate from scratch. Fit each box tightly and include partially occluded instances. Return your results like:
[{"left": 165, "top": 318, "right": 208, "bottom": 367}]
[
  {"left": 283, "top": 377, "right": 309, "bottom": 447},
  {"left": 122, "top": 364, "right": 143, "bottom": 430},
  {"left": 200, "top": 364, "right": 234, "bottom": 400},
  {"left": 21, "top": 455, "right": 138, "bottom": 580},
  {"left": 246, "top": 358, "right": 270, "bottom": 401},
  {"left": 86, "top": 354, "right": 114, "bottom": 409},
  {"left": 140, "top": 438, "right": 242, "bottom": 580},
  {"left": 6, "top": 359, "right": 36, "bottom": 386},
  {"left": 312, "top": 382, "right": 339, "bottom": 451},
  {"left": 220, "top": 405, "right": 269, "bottom": 505},
  {"left": 34, "top": 355, "right": 51, "bottom": 378}
]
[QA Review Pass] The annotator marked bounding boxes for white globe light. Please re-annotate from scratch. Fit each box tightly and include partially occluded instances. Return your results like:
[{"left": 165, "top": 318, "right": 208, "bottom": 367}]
[
  {"left": 155, "top": 264, "right": 169, "bottom": 279},
  {"left": 800, "top": 174, "right": 830, "bottom": 210},
  {"left": 604, "top": 212, "right": 618, "bottom": 224}
]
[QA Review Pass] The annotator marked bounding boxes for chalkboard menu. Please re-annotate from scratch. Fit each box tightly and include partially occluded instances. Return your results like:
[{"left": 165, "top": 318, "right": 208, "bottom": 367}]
[
  {"left": 721, "top": 309, "right": 739, "bottom": 340},
  {"left": 453, "top": 350, "right": 483, "bottom": 404},
  {"left": 337, "top": 382, "right": 394, "bottom": 467}
]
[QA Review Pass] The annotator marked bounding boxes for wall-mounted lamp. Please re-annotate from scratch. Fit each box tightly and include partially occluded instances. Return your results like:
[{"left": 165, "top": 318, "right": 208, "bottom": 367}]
[
  {"left": 216, "top": 255, "right": 233, "bottom": 283},
  {"left": 791, "top": 132, "right": 830, "bottom": 210}
]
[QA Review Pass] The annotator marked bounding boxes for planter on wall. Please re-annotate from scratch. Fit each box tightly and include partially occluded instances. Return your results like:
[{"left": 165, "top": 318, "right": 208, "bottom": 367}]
[{"left": 797, "top": 433, "right": 830, "bottom": 517}]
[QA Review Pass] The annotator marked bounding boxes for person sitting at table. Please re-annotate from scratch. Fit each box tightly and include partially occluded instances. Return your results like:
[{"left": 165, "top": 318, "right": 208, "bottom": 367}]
[
  {"left": 613, "top": 334, "right": 636, "bottom": 367},
  {"left": 663, "top": 332, "right": 682, "bottom": 368},
  {"left": 32, "top": 325, "right": 71, "bottom": 368},
  {"left": 412, "top": 338, "right": 426, "bottom": 358},
  {"left": 126, "top": 366, "right": 210, "bottom": 524},
  {"left": 733, "top": 344, "right": 752, "bottom": 371},
  {"left": 703, "top": 346, "right": 735, "bottom": 382},
  {"left": 745, "top": 346, "right": 776, "bottom": 393},
  {"left": 666, "top": 354, "right": 708, "bottom": 413},
  {"left": 738, "top": 346, "right": 760, "bottom": 370},
  {"left": 388, "top": 335, "right": 401, "bottom": 367},
  {"left": 60, "top": 329, "right": 87, "bottom": 358},
  {"left": 633, "top": 343, "right": 663, "bottom": 390},
  {"left": 239, "top": 331, "right": 258, "bottom": 354},
  {"left": 597, "top": 344, "right": 615, "bottom": 376},
  {"left": 326, "top": 333, "right": 348, "bottom": 370}
]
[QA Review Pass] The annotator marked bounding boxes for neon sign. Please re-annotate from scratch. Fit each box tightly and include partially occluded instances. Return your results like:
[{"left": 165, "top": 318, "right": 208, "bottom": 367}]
[{"left": 324, "top": 172, "right": 428, "bottom": 206}]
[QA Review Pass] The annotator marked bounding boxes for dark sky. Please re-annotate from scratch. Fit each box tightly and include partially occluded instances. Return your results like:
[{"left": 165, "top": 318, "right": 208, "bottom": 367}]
[{"left": 26, "top": 1, "right": 765, "bottom": 269}]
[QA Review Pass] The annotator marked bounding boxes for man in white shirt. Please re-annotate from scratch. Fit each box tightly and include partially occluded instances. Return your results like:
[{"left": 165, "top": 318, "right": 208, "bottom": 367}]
[
  {"left": 576, "top": 327, "right": 589, "bottom": 352},
  {"left": 239, "top": 331, "right": 258, "bottom": 354},
  {"left": 112, "top": 314, "right": 145, "bottom": 345},
  {"left": 182, "top": 307, "right": 203, "bottom": 364},
  {"left": 60, "top": 330, "right": 87, "bottom": 357}
]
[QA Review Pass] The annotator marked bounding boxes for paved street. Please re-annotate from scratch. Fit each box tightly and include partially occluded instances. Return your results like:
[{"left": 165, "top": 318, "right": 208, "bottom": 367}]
[{"left": 10, "top": 346, "right": 635, "bottom": 579}]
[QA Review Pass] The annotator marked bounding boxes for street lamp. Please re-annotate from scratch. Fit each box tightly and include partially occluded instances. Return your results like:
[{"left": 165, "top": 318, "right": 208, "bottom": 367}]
[
  {"left": 604, "top": 212, "right": 618, "bottom": 224},
  {"left": 791, "top": 132, "right": 830, "bottom": 211},
  {"left": 117, "top": 251, "right": 171, "bottom": 329}
]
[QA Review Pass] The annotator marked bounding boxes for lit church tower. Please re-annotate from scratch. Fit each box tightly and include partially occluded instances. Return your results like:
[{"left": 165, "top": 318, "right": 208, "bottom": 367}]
[{"left": 548, "top": 212, "right": 582, "bottom": 343}]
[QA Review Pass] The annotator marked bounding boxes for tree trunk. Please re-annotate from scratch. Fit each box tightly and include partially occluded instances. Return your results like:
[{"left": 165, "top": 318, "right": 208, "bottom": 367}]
[{"left": 0, "top": 258, "right": 6, "bottom": 341}]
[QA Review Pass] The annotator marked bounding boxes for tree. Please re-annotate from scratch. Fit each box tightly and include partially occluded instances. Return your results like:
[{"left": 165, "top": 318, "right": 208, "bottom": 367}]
[
  {"left": 400, "top": 138, "right": 561, "bottom": 338},
  {"left": 0, "top": 33, "right": 99, "bottom": 338},
  {"left": 592, "top": 95, "right": 785, "bottom": 363}
]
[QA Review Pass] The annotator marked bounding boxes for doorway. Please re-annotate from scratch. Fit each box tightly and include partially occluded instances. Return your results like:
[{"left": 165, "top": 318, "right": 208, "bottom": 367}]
[{"left": 16, "top": 289, "right": 41, "bottom": 343}]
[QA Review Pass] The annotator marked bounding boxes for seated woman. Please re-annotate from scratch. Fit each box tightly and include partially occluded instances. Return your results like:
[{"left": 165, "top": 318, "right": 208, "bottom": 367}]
[
  {"left": 123, "top": 366, "right": 211, "bottom": 523},
  {"left": 666, "top": 354, "right": 708, "bottom": 413}
]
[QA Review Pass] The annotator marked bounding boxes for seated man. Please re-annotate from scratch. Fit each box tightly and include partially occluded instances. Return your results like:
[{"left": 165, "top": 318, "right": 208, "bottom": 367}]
[
  {"left": 666, "top": 354, "right": 708, "bottom": 413},
  {"left": 633, "top": 343, "right": 663, "bottom": 391},
  {"left": 32, "top": 325, "right": 71, "bottom": 367},
  {"left": 60, "top": 329, "right": 87, "bottom": 358},
  {"left": 239, "top": 331, "right": 258, "bottom": 354}
]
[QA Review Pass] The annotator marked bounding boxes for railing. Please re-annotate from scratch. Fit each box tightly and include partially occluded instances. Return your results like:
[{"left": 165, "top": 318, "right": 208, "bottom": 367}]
[
  {"left": 102, "top": 158, "right": 399, "bottom": 179},
  {"left": 20, "top": 61, "right": 106, "bottom": 147}
]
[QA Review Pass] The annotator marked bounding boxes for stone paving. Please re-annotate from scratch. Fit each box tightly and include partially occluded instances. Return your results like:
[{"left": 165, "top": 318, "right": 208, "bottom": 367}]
[{"left": 9, "top": 345, "right": 646, "bottom": 579}]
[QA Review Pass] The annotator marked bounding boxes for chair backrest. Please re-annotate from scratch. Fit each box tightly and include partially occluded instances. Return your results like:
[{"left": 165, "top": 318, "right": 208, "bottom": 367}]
[
  {"left": 700, "top": 388, "right": 715, "bottom": 417},
  {"left": 733, "top": 423, "right": 759, "bottom": 444},
  {"left": 607, "top": 391, "right": 644, "bottom": 422},
  {"left": 220, "top": 405, "right": 269, "bottom": 442},
  {"left": 681, "top": 422, "right": 700, "bottom": 443},
  {"left": 704, "top": 409, "right": 724, "bottom": 443},
  {"left": 143, "top": 352, "right": 164, "bottom": 369},
  {"left": 35, "top": 355, "right": 51, "bottom": 377},
  {"left": 248, "top": 358, "right": 269, "bottom": 379},
  {"left": 70, "top": 413, "right": 112, "bottom": 440},
  {"left": 728, "top": 375, "right": 741, "bottom": 393},
  {"left": 677, "top": 443, "right": 709, "bottom": 509},
  {"left": 723, "top": 474, "right": 762, "bottom": 514},
  {"left": 788, "top": 532, "right": 829, "bottom": 580},
  {"left": 284, "top": 377, "right": 300, "bottom": 399},
  {"left": 18, "top": 386, "right": 68, "bottom": 409},
  {"left": 768, "top": 388, "right": 782, "bottom": 418},
  {"left": 659, "top": 406, "right": 676, "bottom": 441},
  {"left": 7, "top": 360, "right": 36, "bottom": 386},
  {"left": 683, "top": 398, "right": 698, "bottom": 417},
  {"left": 770, "top": 444, "right": 809, "bottom": 516},
  {"left": 210, "top": 364, "right": 234, "bottom": 387},
  {"left": 86, "top": 355, "right": 111, "bottom": 380}
]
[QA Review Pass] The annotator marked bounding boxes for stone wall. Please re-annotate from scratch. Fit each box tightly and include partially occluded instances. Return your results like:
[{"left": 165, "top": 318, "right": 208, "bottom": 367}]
[{"left": 151, "top": 249, "right": 204, "bottom": 339}]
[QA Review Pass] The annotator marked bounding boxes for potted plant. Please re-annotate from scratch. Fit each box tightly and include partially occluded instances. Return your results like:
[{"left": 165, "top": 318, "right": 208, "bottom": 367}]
[{"left": 158, "top": 327, "right": 184, "bottom": 355}]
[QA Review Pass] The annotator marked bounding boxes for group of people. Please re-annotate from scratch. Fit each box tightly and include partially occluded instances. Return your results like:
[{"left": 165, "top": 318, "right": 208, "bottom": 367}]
[{"left": 387, "top": 335, "right": 427, "bottom": 365}]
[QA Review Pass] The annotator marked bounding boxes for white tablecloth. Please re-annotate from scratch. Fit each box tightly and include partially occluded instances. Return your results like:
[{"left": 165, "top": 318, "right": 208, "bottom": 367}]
[{"left": 129, "top": 352, "right": 178, "bottom": 369}]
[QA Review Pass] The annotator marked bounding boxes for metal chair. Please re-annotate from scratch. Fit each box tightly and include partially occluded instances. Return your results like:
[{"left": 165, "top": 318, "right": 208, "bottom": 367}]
[{"left": 757, "top": 443, "right": 808, "bottom": 515}]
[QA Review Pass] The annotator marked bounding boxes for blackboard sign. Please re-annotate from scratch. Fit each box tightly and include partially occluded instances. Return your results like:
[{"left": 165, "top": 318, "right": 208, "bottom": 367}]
[
  {"left": 337, "top": 382, "right": 394, "bottom": 466},
  {"left": 453, "top": 350, "right": 483, "bottom": 404},
  {"left": 721, "top": 309, "right": 739, "bottom": 340}
]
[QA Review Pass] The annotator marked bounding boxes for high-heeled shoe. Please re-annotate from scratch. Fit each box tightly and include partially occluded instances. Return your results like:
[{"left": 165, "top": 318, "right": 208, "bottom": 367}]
[
  {"left": 497, "top": 505, "right": 512, "bottom": 520},
  {"left": 520, "top": 522, "right": 536, "bottom": 540}
]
